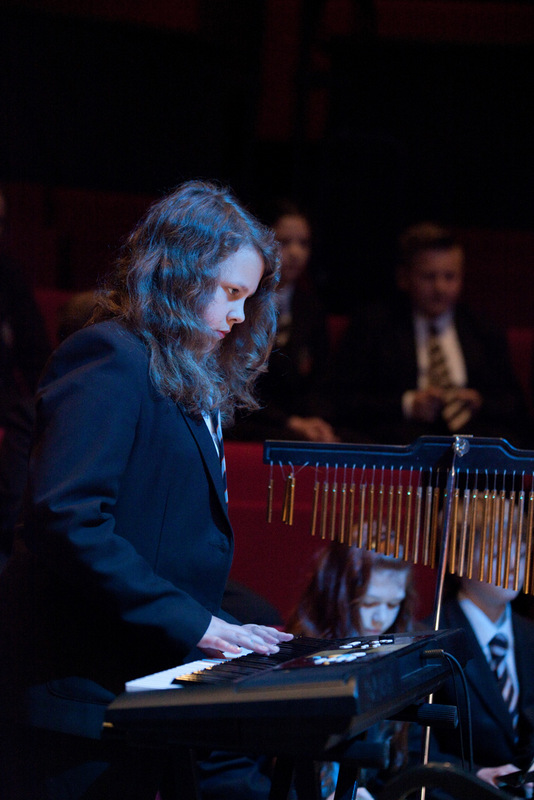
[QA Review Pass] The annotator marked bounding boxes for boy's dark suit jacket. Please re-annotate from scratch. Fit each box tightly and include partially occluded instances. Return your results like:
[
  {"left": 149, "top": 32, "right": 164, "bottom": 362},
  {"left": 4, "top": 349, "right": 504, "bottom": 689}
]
[
  {"left": 430, "top": 598, "right": 534, "bottom": 770},
  {"left": 332, "top": 296, "right": 529, "bottom": 447},
  {"left": 0, "top": 320, "right": 234, "bottom": 739}
]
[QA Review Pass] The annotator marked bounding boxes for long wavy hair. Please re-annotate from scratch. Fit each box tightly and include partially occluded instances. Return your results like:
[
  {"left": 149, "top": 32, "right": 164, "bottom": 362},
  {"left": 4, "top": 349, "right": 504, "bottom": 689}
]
[
  {"left": 287, "top": 542, "right": 416, "bottom": 639},
  {"left": 92, "top": 180, "right": 280, "bottom": 424}
]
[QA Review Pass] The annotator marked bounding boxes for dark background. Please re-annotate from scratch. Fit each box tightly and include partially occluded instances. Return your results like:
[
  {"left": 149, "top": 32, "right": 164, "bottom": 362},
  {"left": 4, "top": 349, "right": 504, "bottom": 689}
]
[{"left": 1, "top": 0, "right": 533, "bottom": 317}]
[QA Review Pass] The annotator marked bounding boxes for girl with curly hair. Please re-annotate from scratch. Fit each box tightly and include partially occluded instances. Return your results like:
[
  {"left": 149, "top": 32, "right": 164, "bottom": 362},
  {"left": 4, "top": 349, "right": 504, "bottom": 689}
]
[{"left": 0, "top": 180, "right": 292, "bottom": 800}]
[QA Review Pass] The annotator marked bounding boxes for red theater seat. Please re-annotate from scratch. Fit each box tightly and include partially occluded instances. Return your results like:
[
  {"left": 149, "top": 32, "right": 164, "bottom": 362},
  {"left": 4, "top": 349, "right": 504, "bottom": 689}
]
[{"left": 34, "top": 287, "right": 76, "bottom": 347}]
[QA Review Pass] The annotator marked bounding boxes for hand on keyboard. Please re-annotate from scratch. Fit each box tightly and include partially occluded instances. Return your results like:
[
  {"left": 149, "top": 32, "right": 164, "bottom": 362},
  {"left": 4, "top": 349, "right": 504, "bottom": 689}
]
[{"left": 197, "top": 616, "right": 293, "bottom": 658}]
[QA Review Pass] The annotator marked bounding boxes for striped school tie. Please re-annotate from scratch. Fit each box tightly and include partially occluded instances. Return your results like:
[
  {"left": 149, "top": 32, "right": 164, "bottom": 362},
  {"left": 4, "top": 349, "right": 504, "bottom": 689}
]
[
  {"left": 211, "top": 410, "right": 228, "bottom": 504},
  {"left": 488, "top": 632, "right": 519, "bottom": 731},
  {"left": 427, "top": 325, "right": 472, "bottom": 432}
]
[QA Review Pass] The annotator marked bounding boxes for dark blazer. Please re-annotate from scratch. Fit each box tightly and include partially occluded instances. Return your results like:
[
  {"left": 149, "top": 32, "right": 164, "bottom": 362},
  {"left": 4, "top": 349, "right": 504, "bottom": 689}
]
[
  {"left": 429, "top": 598, "right": 534, "bottom": 771},
  {"left": 0, "top": 320, "right": 233, "bottom": 738},
  {"left": 331, "top": 296, "right": 529, "bottom": 447}
]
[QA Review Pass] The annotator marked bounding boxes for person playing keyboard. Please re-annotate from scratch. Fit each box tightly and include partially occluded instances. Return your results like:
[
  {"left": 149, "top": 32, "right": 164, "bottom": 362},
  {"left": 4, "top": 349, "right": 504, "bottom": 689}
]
[{"left": 0, "top": 180, "right": 293, "bottom": 800}]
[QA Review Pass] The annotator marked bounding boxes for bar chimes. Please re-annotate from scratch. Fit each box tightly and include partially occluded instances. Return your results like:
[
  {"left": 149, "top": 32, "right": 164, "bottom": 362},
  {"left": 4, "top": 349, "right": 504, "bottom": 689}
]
[{"left": 264, "top": 436, "right": 534, "bottom": 596}]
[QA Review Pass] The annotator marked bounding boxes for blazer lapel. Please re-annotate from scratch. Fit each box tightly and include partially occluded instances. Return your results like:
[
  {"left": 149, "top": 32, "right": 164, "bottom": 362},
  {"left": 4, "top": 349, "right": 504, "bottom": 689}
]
[
  {"left": 513, "top": 614, "right": 534, "bottom": 728},
  {"left": 446, "top": 600, "right": 517, "bottom": 743},
  {"left": 465, "top": 637, "right": 516, "bottom": 739},
  {"left": 181, "top": 409, "right": 230, "bottom": 522}
]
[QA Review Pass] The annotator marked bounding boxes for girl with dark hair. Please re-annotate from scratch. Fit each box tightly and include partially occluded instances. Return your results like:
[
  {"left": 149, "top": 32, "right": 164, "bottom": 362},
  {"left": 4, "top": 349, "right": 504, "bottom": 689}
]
[
  {"left": 287, "top": 543, "right": 415, "bottom": 800},
  {"left": 231, "top": 200, "right": 337, "bottom": 443},
  {"left": 287, "top": 543, "right": 415, "bottom": 639},
  {"left": 0, "top": 180, "right": 292, "bottom": 800}
]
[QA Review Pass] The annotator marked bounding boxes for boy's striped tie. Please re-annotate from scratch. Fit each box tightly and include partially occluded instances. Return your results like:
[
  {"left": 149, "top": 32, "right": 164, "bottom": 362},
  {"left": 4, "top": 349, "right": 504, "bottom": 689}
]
[
  {"left": 427, "top": 324, "right": 472, "bottom": 431},
  {"left": 488, "top": 632, "right": 519, "bottom": 732}
]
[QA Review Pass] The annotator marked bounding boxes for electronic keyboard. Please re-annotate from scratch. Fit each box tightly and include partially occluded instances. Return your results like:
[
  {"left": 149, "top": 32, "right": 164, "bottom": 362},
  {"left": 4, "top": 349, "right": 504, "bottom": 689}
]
[{"left": 105, "top": 628, "right": 468, "bottom": 756}]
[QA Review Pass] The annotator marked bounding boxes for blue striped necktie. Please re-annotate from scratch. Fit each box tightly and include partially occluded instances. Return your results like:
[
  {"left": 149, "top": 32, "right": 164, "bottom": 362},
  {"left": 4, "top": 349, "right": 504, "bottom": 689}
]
[
  {"left": 488, "top": 633, "right": 519, "bottom": 732},
  {"left": 211, "top": 410, "right": 228, "bottom": 504}
]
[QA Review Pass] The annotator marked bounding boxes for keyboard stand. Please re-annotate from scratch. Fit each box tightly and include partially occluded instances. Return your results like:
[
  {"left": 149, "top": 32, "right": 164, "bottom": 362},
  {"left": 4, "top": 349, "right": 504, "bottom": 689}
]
[
  {"left": 268, "top": 732, "right": 390, "bottom": 800},
  {"left": 153, "top": 734, "right": 386, "bottom": 800},
  {"left": 154, "top": 747, "right": 201, "bottom": 800}
]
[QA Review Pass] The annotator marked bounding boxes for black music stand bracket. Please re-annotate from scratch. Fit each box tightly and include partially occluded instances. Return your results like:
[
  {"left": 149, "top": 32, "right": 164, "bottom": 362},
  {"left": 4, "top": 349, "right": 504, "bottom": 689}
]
[{"left": 263, "top": 435, "right": 534, "bottom": 474}]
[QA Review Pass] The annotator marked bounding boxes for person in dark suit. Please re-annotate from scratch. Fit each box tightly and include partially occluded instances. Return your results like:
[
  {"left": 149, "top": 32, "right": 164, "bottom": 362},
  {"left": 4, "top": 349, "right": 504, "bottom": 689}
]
[
  {"left": 331, "top": 222, "right": 529, "bottom": 447},
  {"left": 231, "top": 201, "right": 337, "bottom": 442},
  {"left": 0, "top": 181, "right": 292, "bottom": 800},
  {"left": 421, "top": 501, "right": 534, "bottom": 793}
]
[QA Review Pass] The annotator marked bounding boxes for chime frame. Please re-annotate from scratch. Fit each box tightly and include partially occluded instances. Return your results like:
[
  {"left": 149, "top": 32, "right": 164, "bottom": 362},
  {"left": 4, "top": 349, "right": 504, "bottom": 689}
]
[{"left": 263, "top": 435, "right": 534, "bottom": 630}]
